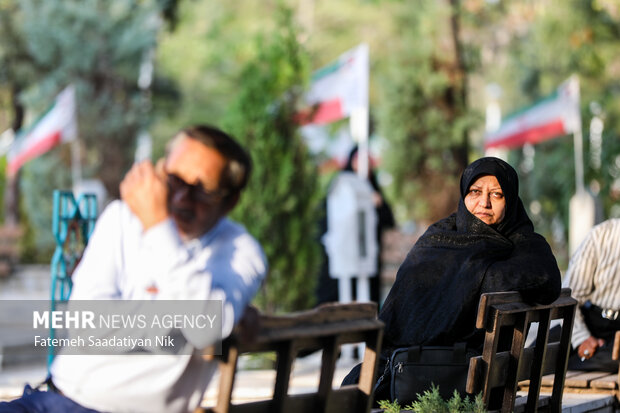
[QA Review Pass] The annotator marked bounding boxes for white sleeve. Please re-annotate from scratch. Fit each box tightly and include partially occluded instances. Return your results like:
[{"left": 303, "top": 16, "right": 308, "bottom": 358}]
[
  {"left": 68, "top": 201, "right": 124, "bottom": 300},
  {"left": 207, "top": 232, "right": 267, "bottom": 339},
  {"left": 128, "top": 220, "right": 267, "bottom": 348},
  {"left": 69, "top": 203, "right": 267, "bottom": 350}
]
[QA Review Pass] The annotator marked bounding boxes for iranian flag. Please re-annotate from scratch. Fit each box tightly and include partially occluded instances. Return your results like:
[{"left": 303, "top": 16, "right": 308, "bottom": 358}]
[
  {"left": 485, "top": 77, "right": 581, "bottom": 149},
  {"left": 7, "top": 85, "right": 77, "bottom": 176},
  {"left": 298, "top": 44, "right": 368, "bottom": 125}
]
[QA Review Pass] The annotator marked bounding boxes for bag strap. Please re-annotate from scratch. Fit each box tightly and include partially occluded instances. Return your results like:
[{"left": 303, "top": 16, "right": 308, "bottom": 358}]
[{"left": 374, "top": 357, "right": 392, "bottom": 393}]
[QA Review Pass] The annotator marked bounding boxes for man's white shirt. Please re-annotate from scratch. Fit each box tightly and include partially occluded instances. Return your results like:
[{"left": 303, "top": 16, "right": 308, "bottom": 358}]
[{"left": 51, "top": 200, "right": 267, "bottom": 413}]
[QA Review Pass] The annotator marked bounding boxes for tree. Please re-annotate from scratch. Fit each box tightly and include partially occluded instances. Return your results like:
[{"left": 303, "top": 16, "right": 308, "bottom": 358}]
[
  {"left": 0, "top": 0, "right": 182, "bottom": 260},
  {"left": 16, "top": 0, "right": 165, "bottom": 196},
  {"left": 473, "top": 0, "right": 620, "bottom": 264},
  {"left": 0, "top": 0, "right": 38, "bottom": 225},
  {"left": 223, "top": 6, "right": 322, "bottom": 313},
  {"left": 377, "top": 0, "right": 479, "bottom": 223}
]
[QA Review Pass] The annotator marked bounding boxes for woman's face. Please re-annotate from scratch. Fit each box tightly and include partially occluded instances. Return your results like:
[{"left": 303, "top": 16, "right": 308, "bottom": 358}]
[{"left": 464, "top": 175, "right": 506, "bottom": 225}]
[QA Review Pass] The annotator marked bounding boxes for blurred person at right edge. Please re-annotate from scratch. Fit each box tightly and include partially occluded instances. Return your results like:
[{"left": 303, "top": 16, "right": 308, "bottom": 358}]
[{"left": 562, "top": 218, "right": 620, "bottom": 372}]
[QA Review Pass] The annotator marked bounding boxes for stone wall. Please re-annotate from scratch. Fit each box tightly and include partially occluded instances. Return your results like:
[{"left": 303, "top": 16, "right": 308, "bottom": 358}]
[{"left": 380, "top": 227, "right": 424, "bottom": 286}]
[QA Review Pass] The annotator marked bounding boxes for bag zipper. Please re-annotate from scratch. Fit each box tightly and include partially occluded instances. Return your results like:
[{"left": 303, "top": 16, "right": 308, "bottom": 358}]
[{"left": 396, "top": 361, "right": 404, "bottom": 373}]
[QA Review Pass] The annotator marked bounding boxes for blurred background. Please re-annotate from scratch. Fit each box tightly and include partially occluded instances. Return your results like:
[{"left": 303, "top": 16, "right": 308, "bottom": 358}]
[{"left": 1, "top": 0, "right": 619, "bottom": 314}]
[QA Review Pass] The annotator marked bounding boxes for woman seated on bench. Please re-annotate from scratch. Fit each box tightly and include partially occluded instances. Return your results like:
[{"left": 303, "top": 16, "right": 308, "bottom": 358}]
[{"left": 343, "top": 156, "right": 562, "bottom": 402}]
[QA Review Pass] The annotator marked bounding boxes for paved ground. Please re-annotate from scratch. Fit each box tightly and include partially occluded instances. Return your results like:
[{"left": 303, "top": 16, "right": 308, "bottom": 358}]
[
  {"left": 0, "top": 265, "right": 360, "bottom": 405},
  {"left": 0, "top": 264, "right": 49, "bottom": 301},
  {"left": 0, "top": 265, "right": 51, "bottom": 401},
  {"left": 1, "top": 266, "right": 617, "bottom": 412},
  {"left": 0, "top": 351, "right": 360, "bottom": 405},
  {"left": 201, "top": 352, "right": 359, "bottom": 406}
]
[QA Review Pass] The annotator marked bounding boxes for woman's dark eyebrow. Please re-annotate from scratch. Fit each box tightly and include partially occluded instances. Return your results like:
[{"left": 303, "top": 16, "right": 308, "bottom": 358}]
[{"left": 470, "top": 184, "right": 502, "bottom": 190}]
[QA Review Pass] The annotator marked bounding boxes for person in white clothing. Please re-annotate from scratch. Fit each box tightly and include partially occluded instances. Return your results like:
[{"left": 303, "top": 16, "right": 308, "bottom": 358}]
[
  {"left": 563, "top": 218, "right": 620, "bottom": 372},
  {"left": 0, "top": 125, "right": 267, "bottom": 413}
]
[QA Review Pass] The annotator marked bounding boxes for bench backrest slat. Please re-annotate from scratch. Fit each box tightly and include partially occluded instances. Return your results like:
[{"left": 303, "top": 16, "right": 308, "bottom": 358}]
[
  {"left": 202, "top": 302, "right": 384, "bottom": 413},
  {"left": 467, "top": 288, "right": 577, "bottom": 413}
]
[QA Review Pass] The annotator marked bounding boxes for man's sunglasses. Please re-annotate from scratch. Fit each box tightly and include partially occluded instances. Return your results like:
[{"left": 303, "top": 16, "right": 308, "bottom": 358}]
[{"left": 166, "top": 174, "right": 226, "bottom": 204}]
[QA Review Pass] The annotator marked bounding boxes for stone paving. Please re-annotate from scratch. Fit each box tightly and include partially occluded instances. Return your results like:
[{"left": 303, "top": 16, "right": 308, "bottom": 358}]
[
  {"left": 0, "top": 351, "right": 360, "bottom": 405},
  {"left": 0, "top": 265, "right": 359, "bottom": 405},
  {"left": 1, "top": 265, "right": 617, "bottom": 412}
]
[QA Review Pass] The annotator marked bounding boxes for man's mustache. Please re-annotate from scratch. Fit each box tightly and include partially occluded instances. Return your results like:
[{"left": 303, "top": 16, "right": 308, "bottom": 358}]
[{"left": 168, "top": 205, "right": 195, "bottom": 222}]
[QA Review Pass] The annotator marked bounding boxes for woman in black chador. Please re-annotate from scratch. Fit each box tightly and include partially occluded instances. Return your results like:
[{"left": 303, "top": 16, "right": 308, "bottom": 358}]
[{"left": 343, "top": 156, "right": 562, "bottom": 401}]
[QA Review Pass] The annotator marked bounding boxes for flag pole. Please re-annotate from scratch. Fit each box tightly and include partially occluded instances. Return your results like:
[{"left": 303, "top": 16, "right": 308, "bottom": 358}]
[
  {"left": 351, "top": 108, "right": 369, "bottom": 179},
  {"left": 572, "top": 75, "right": 585, "bottom": 195},
  {"left": 352, "top": 43, "right": 369, "bottom": 180},
  {"left": 71, "top": 138, "right": 82, "bottom": 193},
  {"left": 67, "top": 85, "right": 81, "bottom": 193},
  {"left": 568, "top": 74, "right": 595, "bottom": 256},
  {"left": 573, "top": 124, "right": 585, "bottom": 194},
  {"left": 348, "top": 43, "right": 370, "bottom": 305}
]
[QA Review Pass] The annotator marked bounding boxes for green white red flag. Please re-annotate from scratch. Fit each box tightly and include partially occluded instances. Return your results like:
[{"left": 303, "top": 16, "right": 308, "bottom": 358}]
[
  {"left": 7, "top": 85, "right": 77, "bottom": 176},
  {"left": 485, "top": 77, "right": 581, "bottom": 149},
  {"left": 298, "top": 44, "right": 368, "bottom": 125}
]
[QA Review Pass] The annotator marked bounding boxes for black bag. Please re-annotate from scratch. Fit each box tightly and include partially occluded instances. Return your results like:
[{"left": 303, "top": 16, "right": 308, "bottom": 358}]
[{"left": 378, "top": 343, "right": 477, "bottom": 405}]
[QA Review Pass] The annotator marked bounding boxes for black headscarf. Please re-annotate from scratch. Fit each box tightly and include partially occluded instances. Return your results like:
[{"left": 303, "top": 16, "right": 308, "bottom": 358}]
[
  {"left": 343, "top": 145, "right": 382, "bottom": 194},
  {"left": 379, "top": 157, "right": 561, "bottom": 350},
  {"left": 459, "top": 156, "right": 531, "bottom": 237}
]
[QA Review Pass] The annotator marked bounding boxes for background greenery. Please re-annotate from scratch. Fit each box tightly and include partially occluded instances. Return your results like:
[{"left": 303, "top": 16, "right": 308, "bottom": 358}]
[
  {"left": 1, "top": 0, "right": 620, "bottom": 311},
  {"left": 221, "top": 7, "right": 321, "bottom": 313}
]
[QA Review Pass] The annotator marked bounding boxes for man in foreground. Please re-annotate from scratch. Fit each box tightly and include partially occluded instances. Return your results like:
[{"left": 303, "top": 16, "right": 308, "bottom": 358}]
[{"left": 1, "top": 125, "right": 267, "bottom": 413}]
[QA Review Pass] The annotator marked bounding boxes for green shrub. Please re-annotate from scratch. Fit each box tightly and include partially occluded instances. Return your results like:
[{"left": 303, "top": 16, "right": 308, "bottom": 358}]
[
  {"left": 378, "top": 384, "right": 487, "bottom": 413},
  {"left": 223, "top": 5, "right": 321, "bottom": 313}
]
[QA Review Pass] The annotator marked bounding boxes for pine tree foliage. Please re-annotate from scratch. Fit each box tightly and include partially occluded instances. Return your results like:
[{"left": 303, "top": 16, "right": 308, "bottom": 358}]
[
  {"left": 377, "top": 0, "right": 480, "bottom": 223},
  {"left": 0, "top": 0, "right": 181, "bottom": 260},
  {"left": 475, "top": 0, "right": 620, "bottom": 259},
  {"left": 15, "top": 0, "right": 164, "bottom": 198},
  {"left": 223, "top": 6, "right": 321, "bottom": 313},
  {"left": 377, "top": 385, "right": 486, "bottom": 413}
]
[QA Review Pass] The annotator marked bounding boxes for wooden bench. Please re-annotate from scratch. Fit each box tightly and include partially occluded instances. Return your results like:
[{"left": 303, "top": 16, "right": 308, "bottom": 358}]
[
  {"left": 200, "top": 302, "right": 384, "bottom": 413},
  {"left": 521, "top": 330, "right": 620, "bottom": 405},
  {"left": 466, "top": 288, "right": 577, "bottom": 413}
]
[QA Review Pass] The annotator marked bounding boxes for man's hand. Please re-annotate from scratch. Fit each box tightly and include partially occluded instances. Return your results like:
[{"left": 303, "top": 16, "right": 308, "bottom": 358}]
[
  {"left": 120, "top": 159, "right": 169, "bottom": 231},
  {"left": 577, "top": 335, "right": 606, "bottom": 360}
]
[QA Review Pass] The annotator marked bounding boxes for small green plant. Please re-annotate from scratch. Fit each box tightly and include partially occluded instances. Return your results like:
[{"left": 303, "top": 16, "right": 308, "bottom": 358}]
[
  {"left": 377, "top": 399, "right": 403, "bottom": 413},
  {"left": 378, "top": 384, "right": 487, "bottom": 413},
  {"left": 237, "top": 352, "right": 277, "bottom": 370}
]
